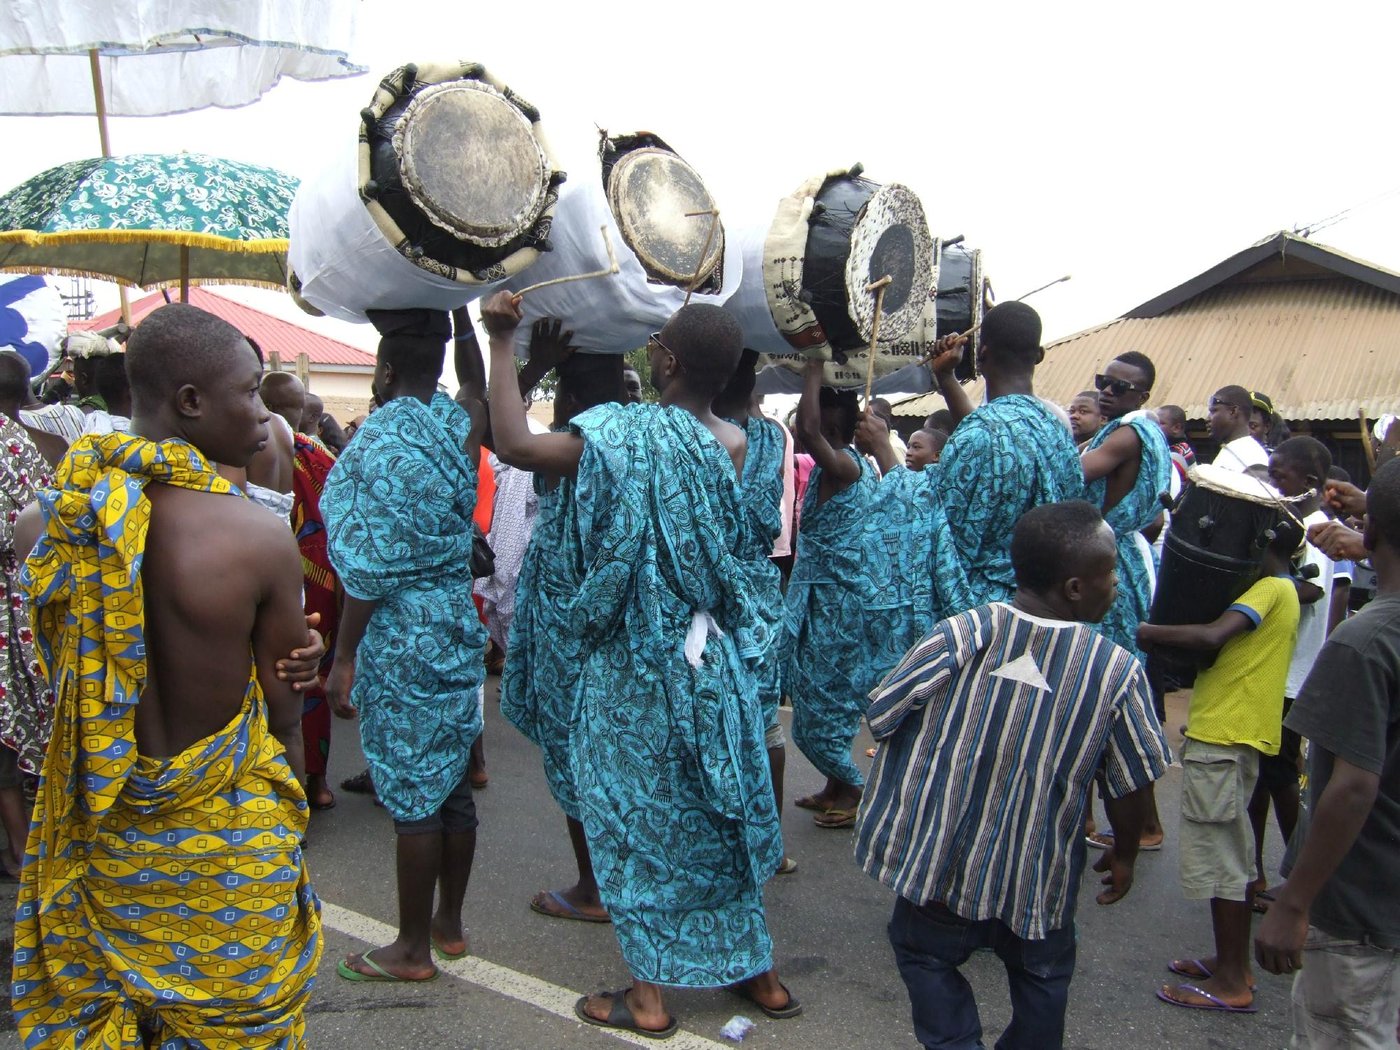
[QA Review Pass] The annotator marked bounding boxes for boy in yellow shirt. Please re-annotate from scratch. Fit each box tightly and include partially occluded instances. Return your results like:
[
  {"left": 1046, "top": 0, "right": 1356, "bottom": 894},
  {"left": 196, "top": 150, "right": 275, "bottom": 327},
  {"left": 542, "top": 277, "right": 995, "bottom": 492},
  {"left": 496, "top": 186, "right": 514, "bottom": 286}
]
[{"left": 1138, "top": 523, "right": 1302, "bottom": 1014}]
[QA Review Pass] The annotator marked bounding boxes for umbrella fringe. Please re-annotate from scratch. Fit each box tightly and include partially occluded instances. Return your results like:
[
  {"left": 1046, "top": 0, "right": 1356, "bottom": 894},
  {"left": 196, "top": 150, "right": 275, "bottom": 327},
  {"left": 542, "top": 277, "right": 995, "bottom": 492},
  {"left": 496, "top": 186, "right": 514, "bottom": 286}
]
[
  {"left": 0, "top": 229, "right": 288, "bottom": 253},
  {"left": 0, "top": 262, "right": 287, "bottom": 293}
]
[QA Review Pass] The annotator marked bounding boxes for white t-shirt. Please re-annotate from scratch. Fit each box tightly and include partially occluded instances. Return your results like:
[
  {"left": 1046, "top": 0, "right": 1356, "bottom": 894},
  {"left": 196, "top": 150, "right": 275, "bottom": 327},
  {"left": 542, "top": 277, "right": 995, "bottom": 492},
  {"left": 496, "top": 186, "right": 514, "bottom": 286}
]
[
  {"left": 1213, "top": 435, "right": 1269, "bottom": 473},
  {"left": 1285, "top": 509, "right": 1338, "bottom": 698}
]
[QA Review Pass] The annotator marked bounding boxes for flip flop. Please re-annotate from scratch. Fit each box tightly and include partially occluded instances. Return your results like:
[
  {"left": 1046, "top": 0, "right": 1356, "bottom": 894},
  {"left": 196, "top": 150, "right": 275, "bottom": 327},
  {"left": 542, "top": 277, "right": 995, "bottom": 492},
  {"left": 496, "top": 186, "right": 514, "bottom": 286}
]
[
  {"left": 775, "top": 857, "right": 798, "bottom": 876},
  {"left": 1167, "top": 959, "right": 1255, "bottom": 990},
  {"left": 336, "top": 950, "right": 439, "bottom": 983},
  {"left": 340, "top": 770, "right": 374, "bottom": 794},
  {"left": 814, "top": 808, "right": 857, "bottom": 829},
  {"left": 530, "top": 889, "right": 611, "bottom": 924},
  {"left": 309, "top": 796, "right": 336, "bottom": 811},
  {"left": 730, "top": 980, "right": 803, "bottom": 1020},
  {"left": 431, "top": 936, "right": 469, "bottom": 962},
  {"left": 1156, "top": 984, "right": 1257, "bottom": 1013},
  {"left": 1085, "top": 831, "right": 1163, "bottom": 852},
  {"left": 793, "top": 795, "right": 829, "bottom": 812},
  {"left": 573, "top": 989, "right": 677, "bottom": 1040}
]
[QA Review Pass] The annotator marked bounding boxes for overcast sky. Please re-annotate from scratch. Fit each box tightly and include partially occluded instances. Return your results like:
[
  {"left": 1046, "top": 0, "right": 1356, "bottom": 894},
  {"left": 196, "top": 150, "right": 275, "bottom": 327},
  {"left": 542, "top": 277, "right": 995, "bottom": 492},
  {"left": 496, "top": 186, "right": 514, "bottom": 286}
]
[{"left": 3, "top": 0, "right": 1398, "bottom": 387}]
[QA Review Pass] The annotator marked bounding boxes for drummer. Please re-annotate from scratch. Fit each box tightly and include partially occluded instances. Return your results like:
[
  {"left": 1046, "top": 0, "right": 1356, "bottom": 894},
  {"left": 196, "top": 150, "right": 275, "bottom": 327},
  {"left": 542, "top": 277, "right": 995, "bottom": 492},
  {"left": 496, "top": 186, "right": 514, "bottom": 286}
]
[{"left": 1208, "top": 385, "right": 1269, "bottom": 475}]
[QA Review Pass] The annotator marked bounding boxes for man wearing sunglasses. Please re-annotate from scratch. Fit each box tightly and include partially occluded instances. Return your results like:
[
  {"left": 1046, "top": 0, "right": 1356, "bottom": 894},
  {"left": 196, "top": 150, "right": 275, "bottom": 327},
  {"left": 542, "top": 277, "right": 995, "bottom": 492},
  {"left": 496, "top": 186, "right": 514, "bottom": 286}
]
[
  {"left": 1080, "top": 353, "right": 1173, "bottom": 854},
  {"left": 1208, "top": 385, "right": 1269, "bottom": 474}
]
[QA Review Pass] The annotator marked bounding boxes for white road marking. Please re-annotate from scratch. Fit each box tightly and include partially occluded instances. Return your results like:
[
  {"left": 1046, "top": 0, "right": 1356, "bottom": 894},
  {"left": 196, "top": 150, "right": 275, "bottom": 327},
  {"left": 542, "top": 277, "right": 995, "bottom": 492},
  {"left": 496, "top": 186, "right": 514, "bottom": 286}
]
[{"left": 320, "top": 901, "right": 733, "bottom": 1049}]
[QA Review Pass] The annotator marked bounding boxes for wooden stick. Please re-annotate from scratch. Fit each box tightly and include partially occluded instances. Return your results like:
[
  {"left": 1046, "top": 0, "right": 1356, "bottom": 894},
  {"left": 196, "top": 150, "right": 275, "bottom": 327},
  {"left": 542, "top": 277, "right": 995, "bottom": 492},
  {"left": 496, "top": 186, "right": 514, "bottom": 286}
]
[
  {"left": 913, "top": 273, "right": 1073, "bottom": 369},
  {"left": 513, "top": 226, "right": 620, "bottom": 297},
  {"left": 89, "top": 48, "right": 130, "bottom": 325},
  {"left": 863, "top": 275, "right": 893, "bottom": 406},
  {"left": 683, "top": 209, "right": 720, "bottom": 307},
  {"left": 1361, "top": 409, "right": 1378, "bottom": 474},
  {"left": 180, "top": 245, "right": 190, "bottom": 302}
]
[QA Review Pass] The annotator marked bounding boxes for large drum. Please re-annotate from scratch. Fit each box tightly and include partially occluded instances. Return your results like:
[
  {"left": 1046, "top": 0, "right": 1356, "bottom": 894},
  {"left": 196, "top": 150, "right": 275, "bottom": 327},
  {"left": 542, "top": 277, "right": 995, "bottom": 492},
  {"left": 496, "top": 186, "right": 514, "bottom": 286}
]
[
  {"left": 936, "top": 242, "right": 993, "bottom": 382},
  {"left": 725, "top": 165, "right": 935, "bottom": 388},
  {"left": 1150, "top": 464, "right": 1308, "bottom": 673},
  {"left": 509, "top": 130, "right": 741, "bottom": 354},
  {"left": 289, "top": 60, "right": 564, "bottom": 322}
]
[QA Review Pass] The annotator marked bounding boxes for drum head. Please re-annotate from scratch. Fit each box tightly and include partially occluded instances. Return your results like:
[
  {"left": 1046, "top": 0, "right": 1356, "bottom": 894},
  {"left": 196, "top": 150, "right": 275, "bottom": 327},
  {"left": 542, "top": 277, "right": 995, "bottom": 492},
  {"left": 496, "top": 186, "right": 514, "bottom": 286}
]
[
  {"left": 395, "top": 81, "right": 550, "bottom": 248},
  {"left": 844, "top": 183, "right": 934, "bottom": 346},
  {"left": 1189, "top": 463, "right": 1290, "bottom": 505},
  {"left": 607, "top": 147, "right": 723, "bottom": 286}
]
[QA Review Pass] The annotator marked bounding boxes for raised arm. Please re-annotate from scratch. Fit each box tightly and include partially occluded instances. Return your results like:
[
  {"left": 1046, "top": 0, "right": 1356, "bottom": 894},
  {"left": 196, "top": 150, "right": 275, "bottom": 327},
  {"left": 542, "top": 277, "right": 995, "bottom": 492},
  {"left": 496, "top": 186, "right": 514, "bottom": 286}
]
[
  {"left": 854, "top": 410, "right": 899, "bottom": 475},
  {"left": 479, "top": 291, "right": 585, "bottom": 478},
  {"left": 517, "top": 318, "right": 576, "bottom": 398},
  {"left": 929, "top": 333, "right": 974, "bottom": 427},
  {"left": 252, "top": 521, "right": 314, "bottom": 784},
  {"left": 794, "top": 358, "right": 860, "bottom": 487},
  {"left": 451, "top": 308, "right": 488, "bottom": 460}
]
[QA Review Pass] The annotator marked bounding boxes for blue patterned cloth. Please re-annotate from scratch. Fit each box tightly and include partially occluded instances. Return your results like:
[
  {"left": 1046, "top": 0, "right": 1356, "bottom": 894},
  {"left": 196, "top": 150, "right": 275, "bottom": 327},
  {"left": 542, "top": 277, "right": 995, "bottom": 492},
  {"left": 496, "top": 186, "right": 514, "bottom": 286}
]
[
  {"left": 500, "top": 474, "right": 587, "bottom": 819},
  {"left": 1084, "top": 412, "right": 1172, "bottom": 660},
  {"left": 784, "top": 448, "right": 879, "bottom": 787},
  {"left": 321, "top": 393, "right": 485, "bottom": 823},
  {"left": 731, "top": 416, "right": 787, "bottom": 720},
  {"left": 568, "top": 402, "right": 780, "bottom": 987},
  {"left": 938, "top": 395, "right": 1085, "bottom": 607}
]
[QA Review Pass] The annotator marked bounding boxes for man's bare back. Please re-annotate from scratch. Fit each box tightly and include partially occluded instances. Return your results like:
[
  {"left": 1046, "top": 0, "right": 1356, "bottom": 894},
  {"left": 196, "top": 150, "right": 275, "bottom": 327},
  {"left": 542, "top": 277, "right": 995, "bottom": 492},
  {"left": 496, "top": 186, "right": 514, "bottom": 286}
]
[{"left": 139, "top": 482, "right": 307, "bottom": 779}]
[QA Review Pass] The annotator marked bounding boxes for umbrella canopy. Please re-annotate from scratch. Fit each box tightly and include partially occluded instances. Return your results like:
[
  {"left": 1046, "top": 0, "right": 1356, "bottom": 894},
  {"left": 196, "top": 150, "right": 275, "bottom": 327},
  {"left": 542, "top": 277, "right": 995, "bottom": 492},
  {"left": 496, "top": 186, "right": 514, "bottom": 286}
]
[
  {"left": 0, "top": 152, "right": 298, "bottom": 290},
  {"left": 0, "top": 1, "right": 364, "bottom": 116},
  {"left": 0, "top": 274, "right": 66, "bottom": 376}
]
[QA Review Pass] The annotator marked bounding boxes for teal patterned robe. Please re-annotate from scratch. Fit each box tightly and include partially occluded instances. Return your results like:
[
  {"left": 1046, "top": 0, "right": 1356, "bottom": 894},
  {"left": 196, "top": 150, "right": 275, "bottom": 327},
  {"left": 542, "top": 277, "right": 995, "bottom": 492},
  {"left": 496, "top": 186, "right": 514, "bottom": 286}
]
[
  {"left": 938, "top": 395, "right": 1086, "bottom": 607},
  {"left": 784, "top": 448, "right": 879, "bottom": 787},
  {"left": 568, "top": 403, "right": 780, "bottom": 987},
  {"left": 731, "top": 416, "right": 787, "bottom": 722},
  {"left": 321, "top": 392, "right": 485, "bottom": 822},
  {"left": 1084, "top": 411, "right": 1172, "bottom": 660},
  {"left": 500, "top": 473, "right": 587, "bottom": 819}
]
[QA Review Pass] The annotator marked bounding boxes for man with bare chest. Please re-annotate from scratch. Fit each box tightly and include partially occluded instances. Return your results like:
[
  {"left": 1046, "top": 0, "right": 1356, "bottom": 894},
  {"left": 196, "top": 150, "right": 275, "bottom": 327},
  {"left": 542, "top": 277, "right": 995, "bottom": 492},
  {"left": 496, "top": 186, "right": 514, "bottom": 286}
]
[{"left": 13, "top": 303, "right": 322, "bottom": 1048}]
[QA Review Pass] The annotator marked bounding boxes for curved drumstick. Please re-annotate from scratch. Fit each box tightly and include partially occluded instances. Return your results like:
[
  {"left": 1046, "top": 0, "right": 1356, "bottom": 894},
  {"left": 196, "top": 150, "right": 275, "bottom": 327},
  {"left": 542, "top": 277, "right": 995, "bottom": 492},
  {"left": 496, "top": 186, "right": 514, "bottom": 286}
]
[{"left": 512, "top": 226, "right": 620, "bottom": 297}]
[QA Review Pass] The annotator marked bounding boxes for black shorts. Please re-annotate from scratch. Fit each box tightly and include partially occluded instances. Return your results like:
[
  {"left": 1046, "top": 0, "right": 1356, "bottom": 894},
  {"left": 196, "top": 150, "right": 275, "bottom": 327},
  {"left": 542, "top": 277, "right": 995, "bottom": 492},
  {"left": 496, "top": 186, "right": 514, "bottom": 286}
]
[
  {"left": 393, "top": 768, "right": 478, "bottom": 835},
  {"left": 1258, "top": 698, "right": 1302, "bottom": 793}
]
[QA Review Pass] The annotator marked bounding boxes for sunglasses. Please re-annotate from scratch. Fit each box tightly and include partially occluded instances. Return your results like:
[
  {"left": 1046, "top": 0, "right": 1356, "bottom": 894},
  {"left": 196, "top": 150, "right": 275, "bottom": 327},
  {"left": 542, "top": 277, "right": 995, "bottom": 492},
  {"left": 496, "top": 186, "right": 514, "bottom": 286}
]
[{"left": 1094, "top": 373, "right": 1148, "bottom": 396}]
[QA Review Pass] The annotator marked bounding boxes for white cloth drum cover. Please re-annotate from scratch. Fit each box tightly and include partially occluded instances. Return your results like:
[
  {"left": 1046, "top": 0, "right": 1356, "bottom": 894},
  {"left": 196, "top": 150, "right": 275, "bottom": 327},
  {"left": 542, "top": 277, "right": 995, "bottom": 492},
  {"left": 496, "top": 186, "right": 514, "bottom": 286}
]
[
  {"left": 511, "top": 133, "right": 742, "bottom": 355},
  {"left": 289, "top": 60, "right": 562, "bottom": 322}
]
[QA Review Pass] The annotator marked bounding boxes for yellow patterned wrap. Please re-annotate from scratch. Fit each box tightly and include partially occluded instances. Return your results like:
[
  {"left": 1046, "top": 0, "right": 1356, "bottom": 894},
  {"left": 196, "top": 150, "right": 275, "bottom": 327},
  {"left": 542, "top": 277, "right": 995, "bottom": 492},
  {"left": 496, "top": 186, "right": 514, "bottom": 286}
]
[{"left": 14, "top": 433, "right": 322, "bottom": 1049}]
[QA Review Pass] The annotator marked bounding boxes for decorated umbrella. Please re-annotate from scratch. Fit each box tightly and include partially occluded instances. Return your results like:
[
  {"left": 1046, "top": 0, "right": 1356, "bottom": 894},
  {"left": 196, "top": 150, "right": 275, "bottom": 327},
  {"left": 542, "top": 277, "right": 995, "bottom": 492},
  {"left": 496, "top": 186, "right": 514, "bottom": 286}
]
[
  {"left": 0, "top": 153, "right": 298, "bottom": 297},
  {"left": 0, "top": 274, "right": 66, "bottom": 377}
]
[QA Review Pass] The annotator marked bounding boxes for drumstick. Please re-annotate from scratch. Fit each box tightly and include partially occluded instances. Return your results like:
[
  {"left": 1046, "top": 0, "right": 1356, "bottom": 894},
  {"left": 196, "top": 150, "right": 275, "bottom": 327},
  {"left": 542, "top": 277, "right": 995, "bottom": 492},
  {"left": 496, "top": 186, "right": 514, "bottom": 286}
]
[
  {"left": 512, "top": 226, "right": 620, "bottom": 297},
  {"left": 914, "top": 274, "right": 1072, "bottom": 368},
  {"left": 682, "top": 209, "right": 720, "bottom": 307},
  {"left": 862, "top": 276, "right": 893, "bottom": 406}
]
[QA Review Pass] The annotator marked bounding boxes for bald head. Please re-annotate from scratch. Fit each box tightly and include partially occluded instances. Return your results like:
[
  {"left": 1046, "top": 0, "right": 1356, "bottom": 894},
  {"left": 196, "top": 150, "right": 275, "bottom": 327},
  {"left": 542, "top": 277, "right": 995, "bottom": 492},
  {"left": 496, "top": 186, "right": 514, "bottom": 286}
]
[
  {"left": 300, "top": 392, "right": 324, "bottom": 435},
  {"left": 261, "top": 371, "right": 306, "bottom": 432}
]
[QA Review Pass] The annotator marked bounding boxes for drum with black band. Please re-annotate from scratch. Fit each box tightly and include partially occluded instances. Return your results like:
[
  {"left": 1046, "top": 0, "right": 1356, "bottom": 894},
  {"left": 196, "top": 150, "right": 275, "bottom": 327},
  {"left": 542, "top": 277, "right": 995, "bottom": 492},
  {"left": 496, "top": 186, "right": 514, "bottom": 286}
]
[
  {"left": 510, "top": 130, "right": 742, "bottom": 355},
  {"left": 935, "top": 242, "right": 992, "bottom": 382},
  {"left": 289, "top": 60, "right": 563, "bottom": 322}
]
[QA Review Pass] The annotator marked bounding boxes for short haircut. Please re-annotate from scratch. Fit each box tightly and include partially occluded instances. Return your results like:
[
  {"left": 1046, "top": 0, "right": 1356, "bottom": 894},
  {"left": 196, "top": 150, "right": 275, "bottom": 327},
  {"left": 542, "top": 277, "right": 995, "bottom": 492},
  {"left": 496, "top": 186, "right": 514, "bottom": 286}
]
[
  {"left": 1327, "top": 465, "right": 1352, "bottom": 484},
  {"left": 980, "top": 301, "right": 1042, "bottom": 369},
  {"left": 557, "top": 351, "right": 625, "bottom": 414},
  {"left": 818, "top": 385, "right": 859, "bottom": 445},
  {"left": 1368, "top": 458, "right": 1400, "bottom": 550},
  {"left": 1158, "top": 404, "right": 1186, "bottom": 429},
  {"left": 1073, "top": 390, "right": 1099, "bottom": 403},
  {"left": 1212, "top": 385, "right": 1253, "bottom": 415},
  {"left": 714, "top": 348, "right": 760, "bottom": 412},
  {"left": 916, "top": 427, "right": 949, "bottom": 452},
  {"left": 0, "top": 351, "right": 31, "bottom": 404},
  {"left": 870, "top": 397, "right": 895, "bottom": 425},
  {"left": 658, "top": 304, "right": 744, "bottom": 396},
  {"left": 1112, "top": 350, "right": 1156, "bottom": 390},
  {"left": 925, "top": 409, "right": 954, "bottom": 432},
  {"left": 125, "top": 303, "right": 252, "bottom": 406},
  {"left": 1273, "top": 435, "right": 1331, "bottom": 481},
  {"left": 1011, "top": 500, "right": 1107, "bottom": 592},
  {"left": 94, "top": 353, "right": 130, "bottom": 407},
  {"left": 380, "top": 337, "right": 445, "bottom": 384}
]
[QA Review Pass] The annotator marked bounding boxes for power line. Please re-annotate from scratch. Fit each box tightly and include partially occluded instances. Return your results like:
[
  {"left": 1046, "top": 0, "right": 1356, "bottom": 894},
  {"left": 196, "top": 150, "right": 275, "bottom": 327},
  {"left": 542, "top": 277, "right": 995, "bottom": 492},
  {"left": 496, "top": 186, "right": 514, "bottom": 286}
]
[{"left": 1295, "top": 185, "right": 1400, "bottom": 238}]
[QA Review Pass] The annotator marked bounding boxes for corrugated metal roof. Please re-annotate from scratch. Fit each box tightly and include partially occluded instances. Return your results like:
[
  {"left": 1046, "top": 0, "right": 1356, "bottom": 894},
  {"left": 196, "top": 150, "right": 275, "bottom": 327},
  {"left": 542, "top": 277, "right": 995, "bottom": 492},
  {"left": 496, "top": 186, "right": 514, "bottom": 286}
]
[
  {"left": 72, "top": 288, "right": 375, "bottom": 368},
  {"left": 894, "top": 278, "right": 1400, "bottom": 422}
]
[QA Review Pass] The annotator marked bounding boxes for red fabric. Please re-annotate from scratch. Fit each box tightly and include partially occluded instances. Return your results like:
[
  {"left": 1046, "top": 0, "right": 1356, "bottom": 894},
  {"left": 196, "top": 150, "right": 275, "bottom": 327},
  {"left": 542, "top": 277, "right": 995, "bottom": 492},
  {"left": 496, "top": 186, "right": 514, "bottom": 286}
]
[
  {"left": 292, "top": 434, "right": 340, "bottom": 774},
  {"left": 472, "top": 448, "right": 495, "bottom": 623}
]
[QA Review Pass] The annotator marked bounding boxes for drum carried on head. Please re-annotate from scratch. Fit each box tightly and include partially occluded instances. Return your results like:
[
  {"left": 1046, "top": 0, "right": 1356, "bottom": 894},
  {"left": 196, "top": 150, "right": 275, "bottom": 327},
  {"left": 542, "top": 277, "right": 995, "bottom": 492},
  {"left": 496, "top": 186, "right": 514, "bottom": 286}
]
[
  {"left": 725, "top": 164, "right": 936, "bottom": 388},
  {"left": 510, "top": 130, "right": 741, "bottom": 355},
  {"left": 289, "top": 60, "right": 564, "bottom": 323},
  {"left": 1150, "top": 464, "right": 1308, "bottom": 673}
]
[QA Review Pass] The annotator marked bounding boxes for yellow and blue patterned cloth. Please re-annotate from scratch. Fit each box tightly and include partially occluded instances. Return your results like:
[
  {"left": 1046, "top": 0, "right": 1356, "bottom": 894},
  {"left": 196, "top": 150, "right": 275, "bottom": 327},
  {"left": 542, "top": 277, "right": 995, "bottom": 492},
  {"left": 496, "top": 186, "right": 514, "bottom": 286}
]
[{"left": 14, "top": 433, "right": 321, "bottom": 1049}]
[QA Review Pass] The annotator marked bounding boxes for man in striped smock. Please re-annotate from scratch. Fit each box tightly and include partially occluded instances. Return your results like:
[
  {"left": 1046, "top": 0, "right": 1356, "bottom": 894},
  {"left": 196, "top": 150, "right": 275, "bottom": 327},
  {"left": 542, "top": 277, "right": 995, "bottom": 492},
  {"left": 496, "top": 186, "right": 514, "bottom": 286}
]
[{"left": 855, "top": 500, "right": 1170, "bottom": 1050}]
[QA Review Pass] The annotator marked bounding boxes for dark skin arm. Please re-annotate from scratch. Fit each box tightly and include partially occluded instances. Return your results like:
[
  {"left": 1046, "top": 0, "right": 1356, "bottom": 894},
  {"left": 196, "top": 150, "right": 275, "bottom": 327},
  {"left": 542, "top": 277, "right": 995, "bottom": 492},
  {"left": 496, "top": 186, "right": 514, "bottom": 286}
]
[
  {"left": 1091, "top": 784, "right": 1150, "bottom": 904},
  {"left": 252, "top": 522, "right": 312, "bottom": 784},
  {"left": 517, "top": 318, "right": 576, "bottom": 397},
  {"left": 1080, "top": 423, "right": 1143, "bottom": 512},
  {"left": 1255, "top": 754, "right": 1380, "bottom": 974},
  {"left": 452, "top": 307, "right": 488, "bottom": 460},
  {"left": 1138, "top": 608, "right": 1255, "bottom": 653},
  {"left": 1309, "top": 520, "right": 1367, "bottom": 562},
  {"left": 929, "top": 333, "right": 974, "bottom": 427},
  {"left": 853, "top": 410, "right": 899, "bottom": 475},
  {"left": 479, "top": 292, "right": 584, "bottom": 477},
  {"left": 794, "top": 359, "right": 859, "bottom": 498},
  {"left": 1323, "top": 479, "right": 1366, "bottom": 519},
  {"left": 324, "top": 595, "right": 379, "bottom": 719}
]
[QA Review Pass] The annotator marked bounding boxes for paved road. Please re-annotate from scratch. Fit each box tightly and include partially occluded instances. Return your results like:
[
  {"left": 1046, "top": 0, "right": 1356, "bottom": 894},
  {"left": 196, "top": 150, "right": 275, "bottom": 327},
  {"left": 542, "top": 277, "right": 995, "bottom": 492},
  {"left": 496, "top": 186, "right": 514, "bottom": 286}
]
[{"left": 0, "top": 685, "right": 1297, "bottom": 1048}]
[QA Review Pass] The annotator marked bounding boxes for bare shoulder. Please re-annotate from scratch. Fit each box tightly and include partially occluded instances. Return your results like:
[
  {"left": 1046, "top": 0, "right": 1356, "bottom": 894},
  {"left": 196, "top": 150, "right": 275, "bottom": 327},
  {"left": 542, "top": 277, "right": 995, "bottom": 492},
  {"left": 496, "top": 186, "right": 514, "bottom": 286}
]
[{"left": 150, "top": 486, "right": 298, "bottom": 569}]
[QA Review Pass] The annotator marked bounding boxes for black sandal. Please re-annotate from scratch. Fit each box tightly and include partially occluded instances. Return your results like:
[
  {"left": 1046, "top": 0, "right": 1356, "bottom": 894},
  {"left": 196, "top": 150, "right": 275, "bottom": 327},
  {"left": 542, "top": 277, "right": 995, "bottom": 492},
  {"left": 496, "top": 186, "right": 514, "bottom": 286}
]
[{"left": 573, "top": 989, "right": 677, "bottom": 1040}]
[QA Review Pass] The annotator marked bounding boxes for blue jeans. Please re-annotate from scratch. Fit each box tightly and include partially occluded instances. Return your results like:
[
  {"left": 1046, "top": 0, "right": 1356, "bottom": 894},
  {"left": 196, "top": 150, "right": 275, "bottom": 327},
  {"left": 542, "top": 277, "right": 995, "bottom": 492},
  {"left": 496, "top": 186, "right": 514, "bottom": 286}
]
[{"left": 888, "top": 897, "right": 1078, "bottom": 1050}]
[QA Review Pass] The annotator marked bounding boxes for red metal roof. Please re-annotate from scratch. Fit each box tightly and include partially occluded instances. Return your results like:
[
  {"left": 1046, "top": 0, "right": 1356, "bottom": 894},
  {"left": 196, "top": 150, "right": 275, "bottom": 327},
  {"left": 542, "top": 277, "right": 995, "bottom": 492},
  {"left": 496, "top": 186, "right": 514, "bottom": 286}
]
[{"left": 72, "top": 288, "right": 375, "bottom": 368}]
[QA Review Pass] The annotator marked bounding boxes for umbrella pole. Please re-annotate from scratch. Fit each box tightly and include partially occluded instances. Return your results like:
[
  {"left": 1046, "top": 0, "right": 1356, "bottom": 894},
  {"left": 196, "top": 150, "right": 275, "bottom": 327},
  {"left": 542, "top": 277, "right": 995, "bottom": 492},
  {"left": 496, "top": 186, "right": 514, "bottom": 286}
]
[
  {"left": 180, "top": 246, "right": 189, "bottom": 302},
  {"left": 89, "top": 48, "right": 131, "bottom": 324}
]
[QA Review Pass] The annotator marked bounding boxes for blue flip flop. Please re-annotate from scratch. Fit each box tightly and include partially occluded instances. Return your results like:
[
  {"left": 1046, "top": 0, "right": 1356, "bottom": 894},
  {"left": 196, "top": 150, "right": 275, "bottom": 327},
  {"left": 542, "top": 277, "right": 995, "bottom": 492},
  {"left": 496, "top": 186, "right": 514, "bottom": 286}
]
[
  {"left": 531, "top": 889, "right": 610, "bottom": 924},
  {"left": 1156, "top": 984, "right": 1257, "bottom": 1013}
]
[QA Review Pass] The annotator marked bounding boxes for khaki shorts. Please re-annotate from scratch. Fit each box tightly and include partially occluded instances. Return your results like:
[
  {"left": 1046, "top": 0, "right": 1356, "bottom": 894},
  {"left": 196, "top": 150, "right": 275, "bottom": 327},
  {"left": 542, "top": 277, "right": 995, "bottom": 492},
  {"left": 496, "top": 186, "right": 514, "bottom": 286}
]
[{"left": 1178, "top": 738, "right": 1259, "bottom": 901}]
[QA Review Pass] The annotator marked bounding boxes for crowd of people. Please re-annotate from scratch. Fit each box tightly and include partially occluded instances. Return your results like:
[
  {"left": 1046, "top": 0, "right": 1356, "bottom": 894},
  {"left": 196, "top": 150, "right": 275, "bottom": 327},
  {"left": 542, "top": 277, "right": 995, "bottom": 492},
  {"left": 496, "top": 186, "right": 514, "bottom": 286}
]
[{"left": 0, "top": 293, "right": 1395, "bottom": 1049}]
